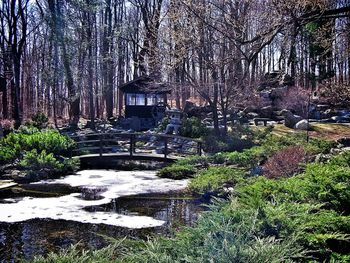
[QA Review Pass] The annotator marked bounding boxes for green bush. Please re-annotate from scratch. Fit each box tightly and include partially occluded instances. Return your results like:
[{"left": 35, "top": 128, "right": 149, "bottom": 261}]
[
  {"left": 259, "top": 134, "right": 335, "bottom": 156},
  {"left": 226, "top": 147, "right": 265, "bottom": 167},
  {"left": 19, "top": 149, "right": 63, "bottom": 175},
  {"left": 201, "top": 124, "right": 272, "bottom": 154},
  {"left": 17, "top": 125, "right": 40, "bottom": 135},
  {"left": 31, "top": 112, "right": 49, "bottom": 129},
  {"left": 119, "top": 198, "right": 306, "bottom": 263},
  {"left": 180, "top": 117, "right": 209, "bottom": 138},
  {"left": 245, "top": 199, "right": 350, "bottom": 260},
  {"left": 157, "top": 163, "right": 196, "bottom": 179},
  {"left": 156, "top": 117, "right": 170, "bottom": 132},
  {"left": 189, "top": 166, "right": 245, "bottom": 193},
  {"left": 234, "top": 160, "right": 350, "bottom": 260},
  {"left": 29, "top": 200, "right": 306, "bottom": 263},
  {"left": 303, "top": 163, "right": 350, "bottom": 213},
  {"left": 26, "top": 242, "right": 122, "bottom": 263},
  {"left": 0, "top": 127, "right": 78, "bottom": 180},
  {"left": 19, "top": 149, "right": 79, "bottom": 179},
  {"left": 209, "top": 146, "right": 266, "bottom": 168},
  {"left": 0, "top": 128, "right": 75, "bottom": 163},
  {"left": 0, "top": 146, "right": 17, "bottom": 164},
  {"left": 230, "top": 123, "right": 257, "bottom": 140}
]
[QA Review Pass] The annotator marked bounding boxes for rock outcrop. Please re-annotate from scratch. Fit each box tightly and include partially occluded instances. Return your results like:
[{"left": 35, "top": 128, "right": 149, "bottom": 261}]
[
  {"left": 280, "top": 109, "right": 303, "bottom": 128},
  {"left": 295, "top": 119, "right": 309, "bottom": 130}
]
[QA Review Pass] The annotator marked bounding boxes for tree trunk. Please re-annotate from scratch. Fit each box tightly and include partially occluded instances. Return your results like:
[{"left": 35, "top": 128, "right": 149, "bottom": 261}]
[{"left": 211, "top": 70, "right": 220, "bottom": 135}]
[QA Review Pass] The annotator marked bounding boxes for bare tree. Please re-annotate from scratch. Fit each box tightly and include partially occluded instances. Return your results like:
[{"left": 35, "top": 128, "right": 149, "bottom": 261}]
[{"left": 0, "top": 0, "right": 29, "bottom": 127}]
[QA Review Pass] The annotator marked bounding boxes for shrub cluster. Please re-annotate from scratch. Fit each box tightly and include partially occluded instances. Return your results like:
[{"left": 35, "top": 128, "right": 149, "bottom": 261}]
[
  {"left": 157, "top": 116, "right": 209, "bottom": 139},
  {"left": 236, "top": 157, "right": 350, "bottom": 260},
  {"left": 0, "top": 127, "right": 78, "bottom": 180},
  {"left": 180, "top": 117, "right": 209, "bottom": 138},
  {"left": 0, "top": 128, "right": 75, "bottom": 163},
  {"left": 19, "top": 149, "right": 78, "bottom": 180},
  {"left": 135, "top": 153, "right": 349, "bottom": 263},
  {"left": 30, "top": 112, "right": 49, "bottom": 129},
  {"left": 202, "top": 134, "right": 254, "bottom": 153}
]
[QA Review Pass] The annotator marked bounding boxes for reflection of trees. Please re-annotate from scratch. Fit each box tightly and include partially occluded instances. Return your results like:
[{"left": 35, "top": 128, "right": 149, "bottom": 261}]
[
  {"left": 0, "top": 194, "right": 203, "bottom": 260},
  {"left": 109, "top": 194, "right": 203, "bottom": 227},
  {"left": 0, "top": 222, "right": 24, "bottom": 262}
]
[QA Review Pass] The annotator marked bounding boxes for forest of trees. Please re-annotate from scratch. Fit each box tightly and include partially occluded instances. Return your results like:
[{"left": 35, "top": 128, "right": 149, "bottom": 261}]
[{"left": 0, "top": 0, "right": 349, "bottom": 128}]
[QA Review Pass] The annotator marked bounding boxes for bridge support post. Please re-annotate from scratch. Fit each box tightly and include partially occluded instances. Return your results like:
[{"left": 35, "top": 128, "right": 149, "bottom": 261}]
[
  {"left": 164, "top": 137, "right": 168, "bottom": 159},
  {"left": 130, "top": 134, "right": 134, "bottom": 157},
  {"left": 197, "top": 142, "right": 202, "bottom": 156},
  {"left": 99, "top": 134, "right": 103, "bottom": 157}
]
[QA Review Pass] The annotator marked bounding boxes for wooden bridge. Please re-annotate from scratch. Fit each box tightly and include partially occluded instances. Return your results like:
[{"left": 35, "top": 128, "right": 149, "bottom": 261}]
[{"left": 70, "top": 132, "right": 203, "bottom": 166}]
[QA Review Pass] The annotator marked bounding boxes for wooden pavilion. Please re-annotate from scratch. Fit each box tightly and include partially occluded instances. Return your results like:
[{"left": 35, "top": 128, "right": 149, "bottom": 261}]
[{"left": 118, "top": 75, "right": 171, "bottom": 122}]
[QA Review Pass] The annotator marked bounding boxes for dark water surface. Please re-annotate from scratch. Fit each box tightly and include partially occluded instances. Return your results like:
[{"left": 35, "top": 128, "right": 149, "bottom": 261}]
[{"left": 0, "top": 171, "right": 205, "bottom": 263}]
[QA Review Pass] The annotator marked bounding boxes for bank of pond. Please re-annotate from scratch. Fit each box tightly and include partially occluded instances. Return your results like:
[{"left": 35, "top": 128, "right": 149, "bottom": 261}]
[{"left": 0, "top": 126, "right": 349, "bottom": 262}]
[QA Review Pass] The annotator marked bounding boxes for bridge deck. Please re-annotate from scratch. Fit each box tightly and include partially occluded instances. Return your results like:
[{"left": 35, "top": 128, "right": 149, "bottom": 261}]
[{"left": 75, "top": 152, "right": 182, "bottom": 166}]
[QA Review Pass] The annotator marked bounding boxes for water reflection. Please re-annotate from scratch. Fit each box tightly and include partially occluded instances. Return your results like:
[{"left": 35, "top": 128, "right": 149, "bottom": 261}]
[
  {"left": 0, "top": 170, "right": 205, "bottom": 262},
  {"left": 0, "top": 170, "right": 189, "bottom": 228}
]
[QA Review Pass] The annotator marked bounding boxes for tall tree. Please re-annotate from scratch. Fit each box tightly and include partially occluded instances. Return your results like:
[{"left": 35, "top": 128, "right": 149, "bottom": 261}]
[
  {"left": 47, "top": 0, "right": 80, "bottom": 127},
  {"left": 0, "top": 0, "right": 29, "bottom": 127}
]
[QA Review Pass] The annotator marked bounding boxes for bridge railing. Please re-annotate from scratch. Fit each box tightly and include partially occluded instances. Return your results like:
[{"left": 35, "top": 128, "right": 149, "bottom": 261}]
[{"left": 69, "top": 132, "right": 202, "bottom": 160}]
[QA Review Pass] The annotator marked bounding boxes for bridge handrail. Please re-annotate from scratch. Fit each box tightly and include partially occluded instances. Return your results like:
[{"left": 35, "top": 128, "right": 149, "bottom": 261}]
[
  {"left": 69, "top": 132, "right": 202, "bottom": 143},
  {"left": 69, "top": 132, "right": 203, "bottom": 159}
]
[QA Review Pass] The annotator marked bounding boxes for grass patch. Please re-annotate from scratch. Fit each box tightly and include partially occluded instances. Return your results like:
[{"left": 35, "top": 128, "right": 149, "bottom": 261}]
[
  {"left": 269, "top": 123, "right": 350, "bottom": 141},
  {"left": 189, "top": 166, "right": 246, "bottom": 193}
]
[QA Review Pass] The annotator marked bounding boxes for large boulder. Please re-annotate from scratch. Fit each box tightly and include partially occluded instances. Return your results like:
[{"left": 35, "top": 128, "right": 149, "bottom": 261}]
[
  {"left": 331, "top": 115, "right": 350, "bottom": 123},
  {"left": 295, "top": 119, "right": 309, "bottom": 130},
  {"left": 337, "top": 137, "right": 350, "bottom": 147},
  {"left": 280, "top": 109, "right": 303, "bottom": 128},
  {"left": 183, "top": 101, "right": 211, "bottom": 118},
  {"left": 259, "top": 106, "right": 274, "bottom": 119},
  {"left": 323, "top": 108, "right": 338, "bottom": 118},
  {"left": 246, "top": 112, "right": 259, "bottom": 119}
]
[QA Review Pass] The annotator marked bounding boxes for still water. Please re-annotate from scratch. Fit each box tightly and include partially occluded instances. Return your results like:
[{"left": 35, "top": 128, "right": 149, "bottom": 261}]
[{"left": 0, "top": 170, "right": 204, "bottom": 262}]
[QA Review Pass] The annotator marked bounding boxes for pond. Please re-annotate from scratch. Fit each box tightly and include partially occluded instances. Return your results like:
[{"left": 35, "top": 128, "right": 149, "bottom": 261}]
[{"left": 0, "top": 170, "right": 205, "bottom": 262}]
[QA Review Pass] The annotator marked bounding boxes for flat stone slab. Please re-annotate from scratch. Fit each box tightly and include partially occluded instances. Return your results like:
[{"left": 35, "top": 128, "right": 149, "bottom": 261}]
[{"left": 0, "top": 180, "right": 18, "bottom": 191}]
